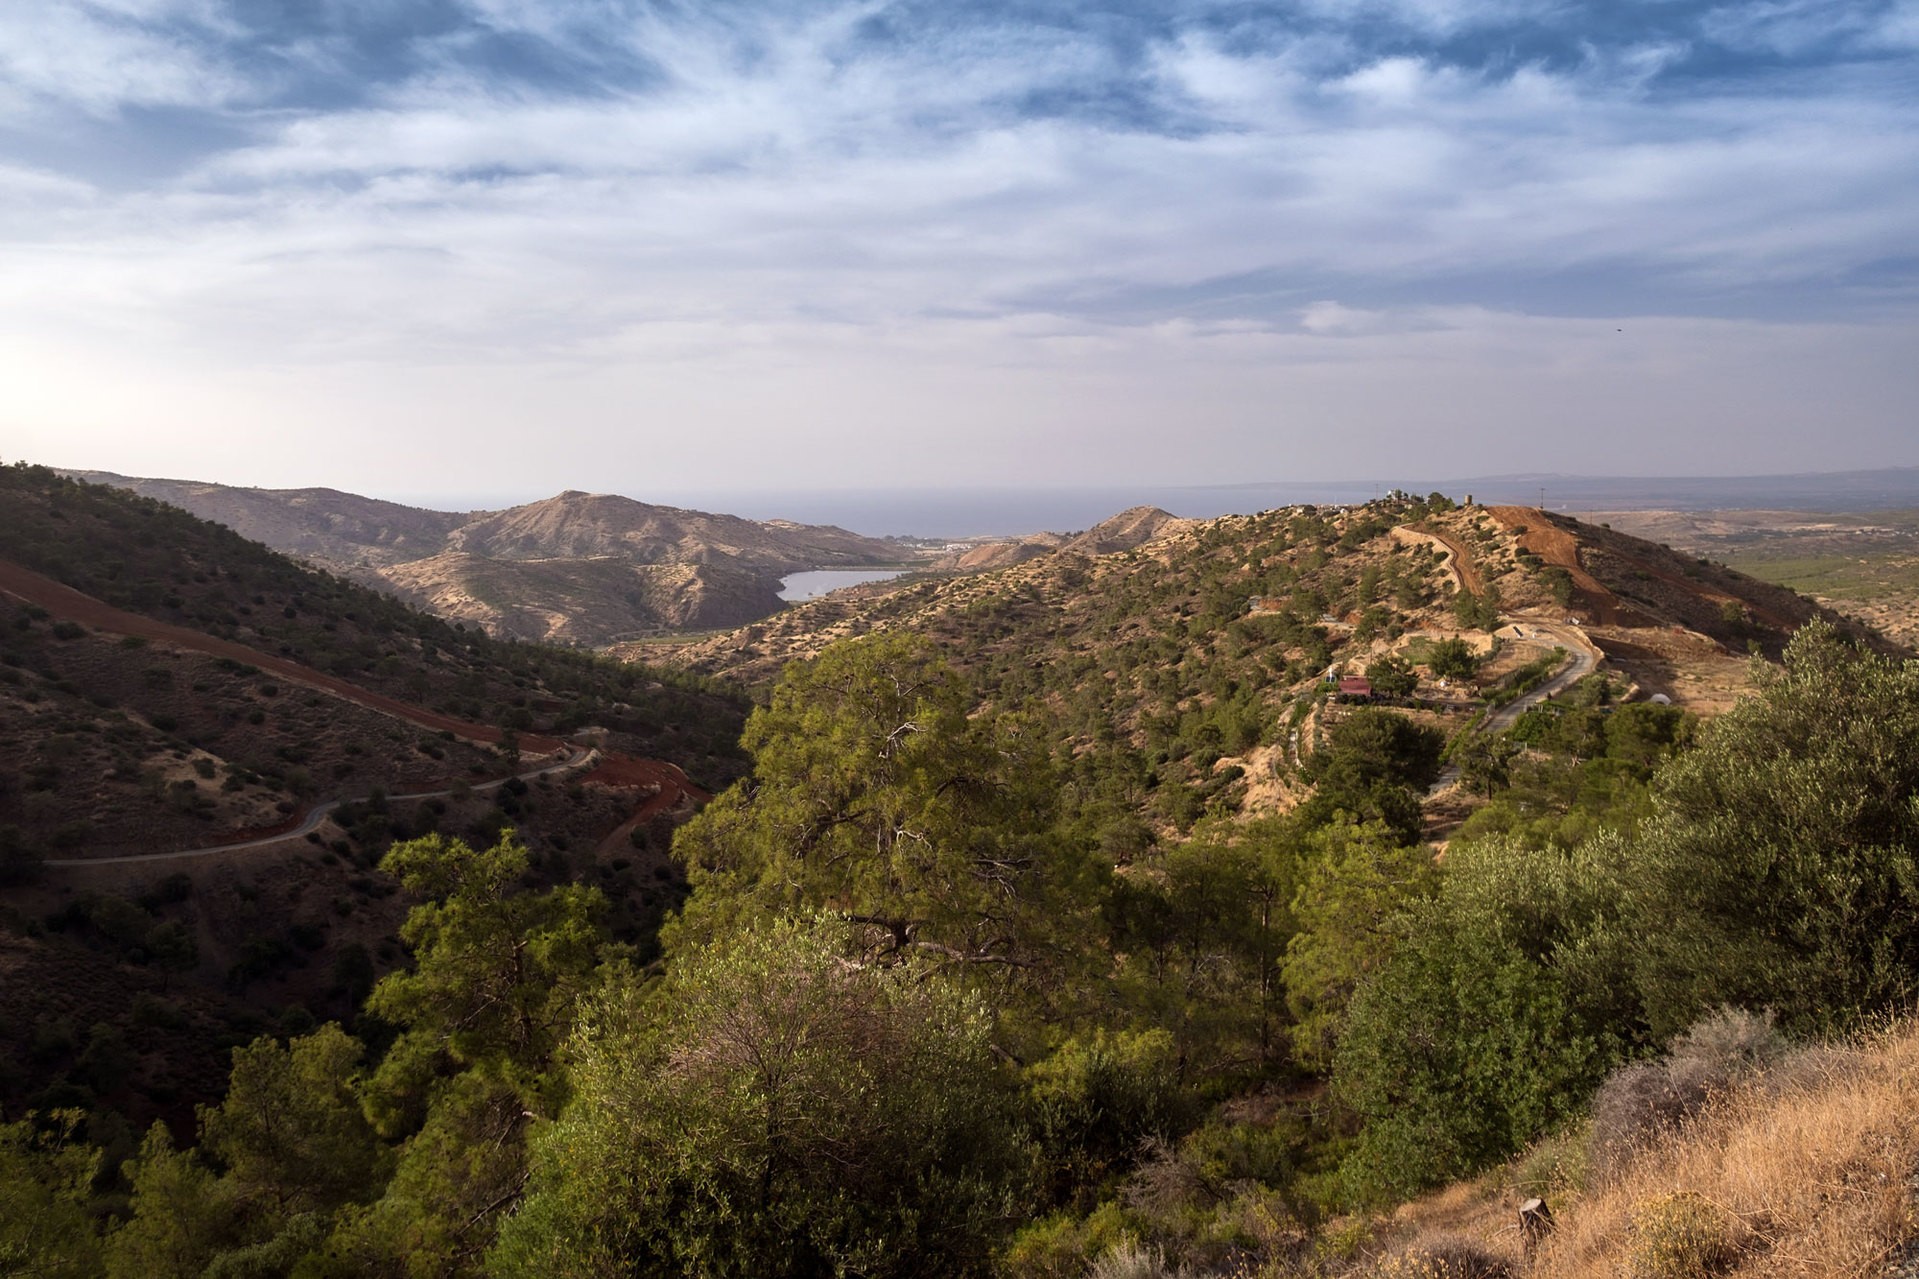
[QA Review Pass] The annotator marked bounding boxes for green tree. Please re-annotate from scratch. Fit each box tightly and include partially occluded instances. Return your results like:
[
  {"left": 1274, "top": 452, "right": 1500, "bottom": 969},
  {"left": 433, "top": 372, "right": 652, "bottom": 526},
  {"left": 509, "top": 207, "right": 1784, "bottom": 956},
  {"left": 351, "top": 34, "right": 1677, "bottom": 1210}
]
[
  {"left": 146, "top": 920, "right": 198, "bottom": 991},
  {"left": 1364, "top": 654, "right": 1417, "bottom": 699},
  {"left": 1105, "top": 817, "right": 1303, "bottom": 1078},
  {"left": 491, "top": 916, "right": 1030, "bottom": 1279},
  {"left": 1299, "top": 708, "right": 1443, "bottom": 843},
  {"left": 1023, "top": 1028, "right": 1182, "bottom": 1202},
  {"left": 1282, "top": 817, "right": 1438, "bottom": 1072},
  {"left": 332, "top": 831, "right": 614, "bottom": 1275},
  {"left": 366, "top": 831, "right": 609, "bottom": 1108},
  {"left": 1623, "top": 623, "right": 1919, "bottom": 1037},
  {"left": 1452, "top": 732, "right": 1521, "bottom": 798},
  {"left": 1331, "top": 838, "right": 1634, "bottom": 1204},
  {"left": 1424, "top": 637, "right": 1479, "bottom": 681},
  {"left": 670, "top": 633, "right": 1104, "bottom": 1021},
  {"left": 0, "top": 1113, "right": 102, "bottom": 1278},
  {"left": 197, "top": 1024, "right": 382, "bottom": 1218},
  {"left": 106, "top": 1123, "right": 232, "bottom": 1279}
]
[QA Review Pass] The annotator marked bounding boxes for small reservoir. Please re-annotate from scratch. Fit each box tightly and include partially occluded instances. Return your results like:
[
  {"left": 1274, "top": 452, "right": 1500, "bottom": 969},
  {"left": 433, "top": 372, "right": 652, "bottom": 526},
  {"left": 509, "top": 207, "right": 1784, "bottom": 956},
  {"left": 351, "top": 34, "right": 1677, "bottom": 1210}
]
[{"left": 778, "top": 568, "right": 908, "bottom": 601}]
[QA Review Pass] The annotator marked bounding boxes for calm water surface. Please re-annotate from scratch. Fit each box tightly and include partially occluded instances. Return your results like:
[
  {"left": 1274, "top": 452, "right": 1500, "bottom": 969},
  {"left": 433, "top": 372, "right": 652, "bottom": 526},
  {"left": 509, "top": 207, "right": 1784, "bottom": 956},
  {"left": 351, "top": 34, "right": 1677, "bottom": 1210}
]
[{"left": 778, "top": 568, "right": 908, "bottom": 601}]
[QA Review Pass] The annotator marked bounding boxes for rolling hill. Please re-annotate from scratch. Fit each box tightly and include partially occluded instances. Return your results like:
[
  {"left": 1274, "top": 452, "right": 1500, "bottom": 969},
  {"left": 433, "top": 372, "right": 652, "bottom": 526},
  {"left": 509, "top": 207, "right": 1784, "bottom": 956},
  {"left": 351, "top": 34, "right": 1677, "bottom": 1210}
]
[
  {"left": 64, "top": 471, "right": 914, "bottom": 644},
  {"left": 649, "top": 494, "right": 1887, "bottom": 838}
]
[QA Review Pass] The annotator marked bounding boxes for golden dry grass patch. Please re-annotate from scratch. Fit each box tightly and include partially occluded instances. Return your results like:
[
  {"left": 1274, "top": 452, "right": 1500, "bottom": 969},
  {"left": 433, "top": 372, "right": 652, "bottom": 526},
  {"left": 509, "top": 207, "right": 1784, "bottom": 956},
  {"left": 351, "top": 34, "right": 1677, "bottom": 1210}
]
[{"left": 1536, "top": 1023, "right": 1919, "bottom": 1278}]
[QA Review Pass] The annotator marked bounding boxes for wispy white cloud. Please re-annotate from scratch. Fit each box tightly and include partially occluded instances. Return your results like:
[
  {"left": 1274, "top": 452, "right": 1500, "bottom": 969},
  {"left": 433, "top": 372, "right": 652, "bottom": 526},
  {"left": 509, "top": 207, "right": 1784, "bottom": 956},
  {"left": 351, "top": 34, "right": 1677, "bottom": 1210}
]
[
  {"left": 1, "top": 0, "right": 1915, "bottom": 489},
  {"left": 0, "top": 2, "right": 246, "bottom": 115}
]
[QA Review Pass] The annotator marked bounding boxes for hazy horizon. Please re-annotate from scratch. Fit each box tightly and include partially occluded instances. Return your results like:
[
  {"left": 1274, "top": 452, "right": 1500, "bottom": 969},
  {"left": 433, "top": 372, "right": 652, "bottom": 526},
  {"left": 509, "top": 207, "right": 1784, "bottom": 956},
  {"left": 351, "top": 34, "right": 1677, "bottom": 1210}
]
[{"left": 47, "top": 459, "right": 1919, "bottom": 541}]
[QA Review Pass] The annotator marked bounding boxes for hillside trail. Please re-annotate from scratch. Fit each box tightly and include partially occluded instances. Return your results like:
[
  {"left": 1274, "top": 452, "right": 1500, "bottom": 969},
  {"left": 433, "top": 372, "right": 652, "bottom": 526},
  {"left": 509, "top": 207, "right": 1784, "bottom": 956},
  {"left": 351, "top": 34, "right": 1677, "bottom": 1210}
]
[
  {"left": 0, "top": 555, "right": 705, "bottom": 868},
  {"left": 1392, "top": 525, "right": 1484, "bottom": 597},
  {"left": 46, "top": 746, "right": 599, "bottom": 868}
]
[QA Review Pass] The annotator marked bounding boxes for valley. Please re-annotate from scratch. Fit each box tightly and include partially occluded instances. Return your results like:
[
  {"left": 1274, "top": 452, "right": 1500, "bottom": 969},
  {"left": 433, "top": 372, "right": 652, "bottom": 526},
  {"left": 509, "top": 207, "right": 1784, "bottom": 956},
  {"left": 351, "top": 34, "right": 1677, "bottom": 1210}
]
[
  {"left": 0, "top": 463, "right": 751, "bottom": 1136},
  {"left": 4, "top": 463, "right": 1917, "bottom": 1279}
]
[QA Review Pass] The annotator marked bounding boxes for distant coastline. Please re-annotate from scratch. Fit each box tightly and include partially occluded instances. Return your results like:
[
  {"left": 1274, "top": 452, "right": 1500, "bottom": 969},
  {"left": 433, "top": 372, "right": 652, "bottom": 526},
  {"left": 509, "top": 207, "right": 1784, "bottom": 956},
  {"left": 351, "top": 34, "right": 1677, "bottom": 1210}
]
[{"left": 384, "top": 468, "right": 1919, "bottom": 542}]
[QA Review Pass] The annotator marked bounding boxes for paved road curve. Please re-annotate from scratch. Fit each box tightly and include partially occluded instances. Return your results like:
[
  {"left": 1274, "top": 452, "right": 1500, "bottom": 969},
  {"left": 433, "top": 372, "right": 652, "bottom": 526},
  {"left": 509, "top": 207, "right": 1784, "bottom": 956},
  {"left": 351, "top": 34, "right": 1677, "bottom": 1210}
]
[
  {"left": 1427, "top": 618, "right": 1604, "bottom": 797},
  {"left": 1480, "top": 620, "right": 1602, "bottom": 735}
]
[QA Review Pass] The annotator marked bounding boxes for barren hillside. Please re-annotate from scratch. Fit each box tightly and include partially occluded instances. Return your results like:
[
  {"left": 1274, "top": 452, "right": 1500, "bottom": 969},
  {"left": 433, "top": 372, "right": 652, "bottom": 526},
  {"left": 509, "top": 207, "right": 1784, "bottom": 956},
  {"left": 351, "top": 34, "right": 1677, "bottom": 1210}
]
[
  {"left": 64, "top": 469, "right": 464, "bottom": 566},
  {"left": 445, "top": 490, "right": 901, "bottom": 569},
  {"left": 378, "top": 551, "right": 782, "bottom": 644}
]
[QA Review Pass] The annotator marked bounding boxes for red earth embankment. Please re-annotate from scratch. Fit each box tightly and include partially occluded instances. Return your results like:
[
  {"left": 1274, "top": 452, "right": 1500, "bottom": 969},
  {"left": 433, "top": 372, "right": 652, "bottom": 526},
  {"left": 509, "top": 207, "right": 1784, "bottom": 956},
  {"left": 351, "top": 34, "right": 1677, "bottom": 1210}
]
[
  {"left": 583, "top": 754, "right": 711, "bottom": 858},
  {"left": 1487, "top": 506, "right": 1634, "bottom": 625}
]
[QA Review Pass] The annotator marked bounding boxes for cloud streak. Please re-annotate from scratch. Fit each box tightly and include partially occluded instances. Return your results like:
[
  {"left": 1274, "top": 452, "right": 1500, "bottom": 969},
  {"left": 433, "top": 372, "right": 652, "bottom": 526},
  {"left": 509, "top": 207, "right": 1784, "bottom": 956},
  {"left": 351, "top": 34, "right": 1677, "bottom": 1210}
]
[{"left": 1, "top": 0, "right": 1914, "bottom": 492}]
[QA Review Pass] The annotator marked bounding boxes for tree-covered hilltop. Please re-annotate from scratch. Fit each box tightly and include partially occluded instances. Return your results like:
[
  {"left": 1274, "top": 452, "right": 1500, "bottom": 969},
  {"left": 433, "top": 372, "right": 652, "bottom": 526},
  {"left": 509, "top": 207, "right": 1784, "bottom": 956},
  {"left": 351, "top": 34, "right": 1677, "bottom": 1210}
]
[
  {"left": 666, "top": 492, "right": 1854, "bottom": 846},
  {"left": 11, "top": 617, "right": 1919, "bottom": 1276}
]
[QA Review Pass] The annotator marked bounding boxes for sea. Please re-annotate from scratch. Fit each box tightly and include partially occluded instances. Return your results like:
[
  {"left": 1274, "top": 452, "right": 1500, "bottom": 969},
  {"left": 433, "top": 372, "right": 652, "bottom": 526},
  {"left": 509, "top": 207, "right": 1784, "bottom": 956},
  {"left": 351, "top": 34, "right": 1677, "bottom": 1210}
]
[{"left": 390, "top": 468, "right": 1919, "bottom": 541}]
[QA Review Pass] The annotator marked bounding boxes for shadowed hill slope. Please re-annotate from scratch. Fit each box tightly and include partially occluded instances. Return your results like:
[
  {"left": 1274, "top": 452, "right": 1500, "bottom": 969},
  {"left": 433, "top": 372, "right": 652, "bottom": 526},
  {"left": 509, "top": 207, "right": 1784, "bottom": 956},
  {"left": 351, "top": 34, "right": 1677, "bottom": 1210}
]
[{"left": 0, "top": 462, "right": 753, "bottom": 1130}]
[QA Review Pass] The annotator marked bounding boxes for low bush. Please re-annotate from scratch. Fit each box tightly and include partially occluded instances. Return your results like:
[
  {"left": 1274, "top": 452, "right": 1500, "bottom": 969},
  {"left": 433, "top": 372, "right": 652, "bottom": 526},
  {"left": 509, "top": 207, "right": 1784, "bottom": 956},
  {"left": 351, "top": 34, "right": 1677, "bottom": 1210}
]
[
  {"left": 1589, "top": 1008, "right": 1786, "bottom": 1181},
  {"left": 1626, "top": 1192, "right": 1741, "bottom": 1278},
  {"left": 1366, "top": 1233, "right": 1514, "bottom": 1279}
]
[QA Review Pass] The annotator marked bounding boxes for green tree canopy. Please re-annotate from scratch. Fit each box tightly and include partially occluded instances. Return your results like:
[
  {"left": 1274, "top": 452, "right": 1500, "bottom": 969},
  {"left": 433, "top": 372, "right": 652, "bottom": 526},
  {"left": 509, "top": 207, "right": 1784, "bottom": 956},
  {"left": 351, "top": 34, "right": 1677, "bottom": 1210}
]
[
  {"left": 196, "top": 1024, "right": 381, "bottom": 1218},
  {"left": 1330, "top": 837, "right": 1634, "bottom": 1203},
  {"left": 669, "top": 632, "right": 1105, "bottom": 1014},
  {"left": 0, "top": 1113, "right": 101, "bottom": 1279},
  {"left": 491, "top": 916, "right": 1031, "bottom": 1279},
  {"left": 1282, "top": 817, "right": 1439, "bottom": 1073},
  {"left": 1624, "top": 622, "right": 1919, "bottom": 1037},
  {"left": 330, "top": 830, "right": 616, "bottom": 1275}
]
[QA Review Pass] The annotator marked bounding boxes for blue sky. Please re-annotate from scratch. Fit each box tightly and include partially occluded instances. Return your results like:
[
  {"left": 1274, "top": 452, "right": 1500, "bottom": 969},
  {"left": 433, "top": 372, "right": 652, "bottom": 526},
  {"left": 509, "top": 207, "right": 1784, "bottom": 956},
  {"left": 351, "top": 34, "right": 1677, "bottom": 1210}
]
[{"left": 2, "top": 0, "right": 1915, "bottom": 498}]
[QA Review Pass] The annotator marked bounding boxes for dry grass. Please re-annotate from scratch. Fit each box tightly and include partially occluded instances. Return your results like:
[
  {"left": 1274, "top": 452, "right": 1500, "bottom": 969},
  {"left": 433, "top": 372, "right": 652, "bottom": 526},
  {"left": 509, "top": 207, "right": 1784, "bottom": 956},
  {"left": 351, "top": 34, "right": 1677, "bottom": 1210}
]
[{"left": 1535, "top": 1020, "right": 1919, "bottom": 1278}]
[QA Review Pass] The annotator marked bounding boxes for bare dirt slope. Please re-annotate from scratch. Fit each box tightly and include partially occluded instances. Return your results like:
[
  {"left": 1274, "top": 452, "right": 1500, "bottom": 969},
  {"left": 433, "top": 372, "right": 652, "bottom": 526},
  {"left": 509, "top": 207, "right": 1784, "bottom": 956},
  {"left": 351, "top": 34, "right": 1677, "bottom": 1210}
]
[
  {"left": 63, "top": 470, "right": 465, "bottom": 566},
  {"left": 378, "top": 551, "right": 781, "bottom": 644},
  {"left": 1487, "top": 506, "right": 1632, "bottom": 625},
  {"left": 1061, "top": 506, "right": 1194, "bottom": 556},
  {"left": 446, "top": 490, "right": 900, "bottom": 569}
]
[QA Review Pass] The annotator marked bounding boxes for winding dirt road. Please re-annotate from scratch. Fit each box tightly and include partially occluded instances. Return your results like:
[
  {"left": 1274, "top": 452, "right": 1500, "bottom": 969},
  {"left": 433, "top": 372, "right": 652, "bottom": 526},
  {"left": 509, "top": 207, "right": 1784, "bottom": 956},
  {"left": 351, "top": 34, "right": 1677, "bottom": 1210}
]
[
  {"left": 1486, "top": 506, "right": 1630, "bottom": 626},
  {"left": 45, "top": 747, "right": 600, "bottom": 868},
  {"left": 2, "top": 555, "right": 709, "bottom": 869},
  {"left": 1392, "top": 525, "right": 1484, "bottom": 597}
]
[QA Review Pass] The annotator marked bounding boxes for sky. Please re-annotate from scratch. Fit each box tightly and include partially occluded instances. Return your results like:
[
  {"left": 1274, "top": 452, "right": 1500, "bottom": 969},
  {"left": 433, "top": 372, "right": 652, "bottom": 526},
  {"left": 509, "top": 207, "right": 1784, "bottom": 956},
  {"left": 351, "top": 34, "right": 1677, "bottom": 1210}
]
[{"left": 1, "top": 0, "right": 1915, "bottom": 502}]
